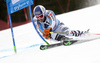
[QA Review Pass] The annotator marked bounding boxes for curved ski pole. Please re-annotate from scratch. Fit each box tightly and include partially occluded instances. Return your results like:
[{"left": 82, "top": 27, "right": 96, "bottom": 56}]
[{"left": 29, "top": 5, "right": 49, "bottom": 45}]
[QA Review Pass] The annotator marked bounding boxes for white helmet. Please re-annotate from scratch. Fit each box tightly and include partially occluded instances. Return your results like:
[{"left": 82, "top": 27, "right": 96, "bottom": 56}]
[{"left": 33, "top": 5, "right": 46, "bottom": 16}]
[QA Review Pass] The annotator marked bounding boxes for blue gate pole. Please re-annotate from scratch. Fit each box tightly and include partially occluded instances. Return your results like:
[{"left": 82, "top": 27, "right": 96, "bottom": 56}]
[
  {"left": 8, "top": 14, "right": 17, "bottom": 53},
  {"left": 28, "top": 5, "right": 49, "bottom": 45},
  {"left": 6, "top": 5, "right": 17, "bottom": 53}
]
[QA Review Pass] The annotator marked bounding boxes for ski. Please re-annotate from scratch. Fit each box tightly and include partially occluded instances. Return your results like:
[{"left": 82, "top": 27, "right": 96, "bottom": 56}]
[
  {"left": 40, "top": 36, "right": 100, "bottom": 50},
  {"left": 40, "top": 42, "right": 63, "bottom": 50},
  {"left": 40, "top": 39, "right": 80, "bottom": 50},
  {"left": 40, "top": 37, "right": 73, "bottom": 50},
  {"left": 63, "top": 36, "right": 100, "bottom": 46}
]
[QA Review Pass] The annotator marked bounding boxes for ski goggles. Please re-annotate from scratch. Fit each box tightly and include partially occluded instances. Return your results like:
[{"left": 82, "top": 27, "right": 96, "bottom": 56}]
[{"left": 36, "top": 14, "right": 44, "bottom": 19}]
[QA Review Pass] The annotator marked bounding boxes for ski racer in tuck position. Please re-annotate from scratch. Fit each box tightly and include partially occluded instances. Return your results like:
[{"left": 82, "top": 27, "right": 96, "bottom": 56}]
[{"left": 33, "top": 5, "right": 88, "bottom": 42}]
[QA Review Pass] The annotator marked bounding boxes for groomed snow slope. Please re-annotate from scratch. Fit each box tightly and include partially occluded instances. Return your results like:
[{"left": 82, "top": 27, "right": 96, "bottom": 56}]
[{"left": 0, "top": 4, "right": 100, "bottom": 63}]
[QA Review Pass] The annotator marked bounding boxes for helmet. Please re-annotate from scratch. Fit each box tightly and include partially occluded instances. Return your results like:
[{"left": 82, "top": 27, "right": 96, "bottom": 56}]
[{"left": 33, "top": 5, "right": 46, "bottom": 16}]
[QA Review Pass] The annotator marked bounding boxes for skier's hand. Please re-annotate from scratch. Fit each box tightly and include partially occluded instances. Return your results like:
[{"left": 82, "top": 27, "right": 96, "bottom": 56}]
[
  {"left": 43, "top": 27, "right": 52, "bottom": 39},
  {"left": 85, "top": 29, "right": 90, "bottom": 33}
]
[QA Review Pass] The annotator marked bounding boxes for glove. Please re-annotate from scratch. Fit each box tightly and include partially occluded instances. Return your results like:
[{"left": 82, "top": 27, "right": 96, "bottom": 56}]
[
  {"left": 43, "top": 27, "right": 52, "bottom": 39},
  {"left": 85, "top": 29, "right": 90, "bottom": 33}
]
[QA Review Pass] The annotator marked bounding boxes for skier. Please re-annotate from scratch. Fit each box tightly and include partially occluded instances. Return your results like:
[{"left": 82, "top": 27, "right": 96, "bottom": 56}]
[{"left": 33, "top": 5, "right": 88, "bottom": 41}]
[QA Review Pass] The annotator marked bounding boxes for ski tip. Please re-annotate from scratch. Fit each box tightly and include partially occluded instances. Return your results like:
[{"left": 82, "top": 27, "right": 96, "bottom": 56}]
[{"left": 40, "top": 45, "right": 48, "bottom": 50}]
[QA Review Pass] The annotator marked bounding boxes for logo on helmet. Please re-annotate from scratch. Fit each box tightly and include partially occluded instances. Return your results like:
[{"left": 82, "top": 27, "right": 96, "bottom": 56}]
[{"left": 35, "top": 11, "right": 42, "bottom": 15}]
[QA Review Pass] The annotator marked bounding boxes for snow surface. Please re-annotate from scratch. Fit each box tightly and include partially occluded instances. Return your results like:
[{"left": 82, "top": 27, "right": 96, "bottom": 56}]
[{"left": 0, "top": 4, "right": 100, "bottom": 63}]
